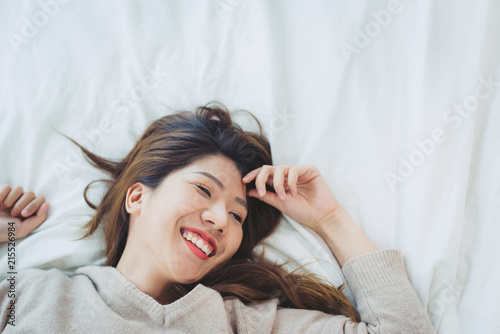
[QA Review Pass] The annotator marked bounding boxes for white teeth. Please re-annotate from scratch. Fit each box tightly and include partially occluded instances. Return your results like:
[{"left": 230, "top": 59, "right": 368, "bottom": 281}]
[
  {"left": 182, "top": 232, "right": 193, "bottom": 241},
  {"left": 182, "top": 230, "right": 213, "bottom": 257},
  {"left": 203, "top": 246, "right": 212, "bottom": 256}
]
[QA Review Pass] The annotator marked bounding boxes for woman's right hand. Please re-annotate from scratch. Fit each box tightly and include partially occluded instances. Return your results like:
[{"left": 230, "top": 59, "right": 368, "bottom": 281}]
[
  {"left": 242, "top": 165, "right": 341, "bottom": 232},
  {"left": 0, "top": 185, "right": 50, "bottom": 243}
]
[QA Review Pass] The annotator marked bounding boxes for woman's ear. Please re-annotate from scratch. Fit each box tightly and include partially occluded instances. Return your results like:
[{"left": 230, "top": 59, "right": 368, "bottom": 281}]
[{"left": 125, "top": 182, "right": 147, "bottom": 216}]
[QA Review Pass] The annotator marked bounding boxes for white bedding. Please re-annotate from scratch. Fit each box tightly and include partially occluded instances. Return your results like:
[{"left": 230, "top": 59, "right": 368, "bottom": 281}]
[{"left": 1, "top": 1, "right": 499, "bottom": 333}]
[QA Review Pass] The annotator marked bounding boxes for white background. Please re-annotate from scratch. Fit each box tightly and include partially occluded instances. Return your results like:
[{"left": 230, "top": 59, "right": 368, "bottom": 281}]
[{"left": 0, "top": 1, "right": 499, "bottom": 333}]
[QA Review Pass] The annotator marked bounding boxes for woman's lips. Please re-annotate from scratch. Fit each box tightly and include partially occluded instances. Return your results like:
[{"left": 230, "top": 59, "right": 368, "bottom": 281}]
[
  {"left": 181, "top": 234, "right": 211, "bottom": 260},
  {"left": 180, "top": 227, "right": 217, "bottom": 256}
]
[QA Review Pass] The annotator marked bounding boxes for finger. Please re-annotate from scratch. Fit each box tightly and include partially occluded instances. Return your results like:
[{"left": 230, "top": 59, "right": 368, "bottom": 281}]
[
  {"left": 20, "top": 195, "right": 47, "bottom": 218},
  {"left": 298, "top": 165, "right": 320, "bottom": 182},
  {"left": 273, "top": 166, "right": 287, "bottom": 200},
  {"left": 0, "top": 185, "right": 12, "bottom": 208},
  {"left": 248, "top": 188, "right": 283, "bottom": 211},
  {"left": 255, "top": 165, "right": 273, "bottom": 197},
  {"left": 11, "top": 191, "right": 37, "bottom": 217},
  {"left": 242, "top": 167, "right": 262, "bottom": 183},
  {"left": 2, "top": 186, "right": 24, "bottom": 209},
  {"left": 16, "top": 202, "right": 50, "bottom": 239},
  {"left": 287, "top": 167, "right": 299, "bottom": 196},
  {"left": 265, "top": 175, "right": 291, "bottom": 189}
]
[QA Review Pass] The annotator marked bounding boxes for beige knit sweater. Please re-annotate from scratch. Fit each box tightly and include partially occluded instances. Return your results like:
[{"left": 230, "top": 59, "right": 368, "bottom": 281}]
[{"left": 0, "top": 249, "right": 435, "bottom": 333}]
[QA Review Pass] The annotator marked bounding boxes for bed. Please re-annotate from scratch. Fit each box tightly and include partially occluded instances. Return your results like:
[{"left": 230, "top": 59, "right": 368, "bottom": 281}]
[{"left": 1, "top": 1, "right": 499, "bottom": 333}]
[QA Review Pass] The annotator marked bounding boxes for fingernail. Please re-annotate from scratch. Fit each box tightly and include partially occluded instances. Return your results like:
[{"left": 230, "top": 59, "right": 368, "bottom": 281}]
[
  {"left": 291, "top": 191, "right": 296, "bottom": 197},
  {"left": 22, "top": 209, "right": 29, "bottom": 216},
  {"left": 258, "top": 188, "right": 264, "bottom": 197},
  {"left": 279, "top": 193, "right": 285, "bottom": 200},
  {"left": 11, "top": 210, "right": 18, "bottom": 217}
]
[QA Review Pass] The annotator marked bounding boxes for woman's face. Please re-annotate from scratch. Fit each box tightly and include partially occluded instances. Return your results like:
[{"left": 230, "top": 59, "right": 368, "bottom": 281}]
[{"left": 123, "top": 154, "right": 248, "bottom": 287}]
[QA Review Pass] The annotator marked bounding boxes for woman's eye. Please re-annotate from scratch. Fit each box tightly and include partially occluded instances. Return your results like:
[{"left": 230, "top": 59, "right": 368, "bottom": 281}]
[
  {"left": 230, "top": 212, "right": 242, "bottom": 223},
  {"left": 196, "top": 185, "right": 211, "bottom": 197}
]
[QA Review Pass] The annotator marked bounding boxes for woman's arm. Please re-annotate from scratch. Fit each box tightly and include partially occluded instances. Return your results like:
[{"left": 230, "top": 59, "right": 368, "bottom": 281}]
[
  {"left": 314, "top": 206, "right": 377, "bottom": 267},
  {"left": 0, "top": 185, "right": 50, "bottom": 242},
  {"left": 242, "top": 165, "right": 435, "bottom": 332}
]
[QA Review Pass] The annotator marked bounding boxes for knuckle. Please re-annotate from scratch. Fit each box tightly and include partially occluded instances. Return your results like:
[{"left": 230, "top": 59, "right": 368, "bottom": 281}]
[
  {"left": 255, "top": 173, "right": 263, "bottom": 182},
  {"left": 25, "top": 190, "right": 35, "bottom": 198},
  {"left": 0, "top": 184, "right": 11, "bottom": 192},
  {"left": 13, "top": 186, "right": 23, "bottom": 194},
  {"left": 38, "top": 195, "right": 46, "bottom": 202},
  {"left": 256, "top": 169, "right": 268, "bottom": 180}
]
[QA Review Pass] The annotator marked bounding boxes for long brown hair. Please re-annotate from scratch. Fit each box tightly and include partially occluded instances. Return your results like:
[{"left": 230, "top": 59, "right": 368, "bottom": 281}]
[{"left": 68, "top": 102, "right": 360, "bottom": 322}]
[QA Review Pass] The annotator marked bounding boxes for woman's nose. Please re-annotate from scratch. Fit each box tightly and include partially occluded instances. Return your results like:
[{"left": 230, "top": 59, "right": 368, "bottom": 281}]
[{"left": 202, "top": 207, "right": 228, "bottom": 233}]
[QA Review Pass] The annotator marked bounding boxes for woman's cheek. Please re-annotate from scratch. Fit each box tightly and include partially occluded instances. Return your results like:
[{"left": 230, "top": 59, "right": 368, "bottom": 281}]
[
  {"left": 178, "top": 196, "right": 204, "bottom": 216},
  {"left": 234, "top": 230, "right": 244, "bottom": 252}
]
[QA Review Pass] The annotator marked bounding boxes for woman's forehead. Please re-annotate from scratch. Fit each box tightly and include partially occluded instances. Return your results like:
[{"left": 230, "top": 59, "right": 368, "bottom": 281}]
[{"left": 185, "top": 155, "right": 243, "bottom": 181}]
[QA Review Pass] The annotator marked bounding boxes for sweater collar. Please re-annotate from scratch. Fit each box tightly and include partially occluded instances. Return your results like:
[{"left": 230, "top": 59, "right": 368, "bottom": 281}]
[{"left": 74, "top": 265, "right": 226, "bottom": 327}]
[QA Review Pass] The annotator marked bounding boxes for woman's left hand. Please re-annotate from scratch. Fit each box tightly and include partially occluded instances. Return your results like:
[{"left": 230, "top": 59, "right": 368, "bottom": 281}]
[
  {"left": 242, "top": 165, "right": 341, "bottom": 231},
  {"left": 0, "top": 185, "right": 50, "bottom": 243}
]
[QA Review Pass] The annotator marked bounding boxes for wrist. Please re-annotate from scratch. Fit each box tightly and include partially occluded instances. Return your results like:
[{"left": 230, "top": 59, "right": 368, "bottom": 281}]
[
  {"left": 314, "top": 206, "right": 352, "bottom": 236},
  {"left": 314, "top": 206, "right": 378, "bottom": 267}
]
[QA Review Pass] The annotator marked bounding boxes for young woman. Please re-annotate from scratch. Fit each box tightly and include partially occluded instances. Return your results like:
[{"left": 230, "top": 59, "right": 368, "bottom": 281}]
[{"left": 0, "top": 103, "right": 435, "bottom": 333}]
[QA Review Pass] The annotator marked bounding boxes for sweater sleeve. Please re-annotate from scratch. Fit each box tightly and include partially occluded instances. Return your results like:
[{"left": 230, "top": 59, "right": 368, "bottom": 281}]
[
  {"left": 339, "top": 249, "right": 435, "bottom": 333},
  {"left": 226, "top": 249, "right": 435, "bottom": 334}
]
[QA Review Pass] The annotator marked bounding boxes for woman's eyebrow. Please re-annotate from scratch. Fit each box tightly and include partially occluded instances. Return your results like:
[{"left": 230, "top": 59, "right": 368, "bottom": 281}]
[
  {"left": 193, "top": 171, "right": 248, "bottom": 210},
  {"left": 234, "top": 197, "right": 248, "bottom": 211},
  {"left": 194, "top": 171, "right": 224, "bottom": 188}
]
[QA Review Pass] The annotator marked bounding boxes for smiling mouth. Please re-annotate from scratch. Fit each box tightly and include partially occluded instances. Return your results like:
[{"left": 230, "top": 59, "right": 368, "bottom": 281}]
[{"left": 180, "top": 228, "right": 216, "bottom": 258}]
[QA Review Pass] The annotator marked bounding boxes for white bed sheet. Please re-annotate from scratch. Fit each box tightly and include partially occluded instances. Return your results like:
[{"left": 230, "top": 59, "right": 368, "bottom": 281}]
[{"left": 1, "top": 1, "right": 499, "bottom": 333}]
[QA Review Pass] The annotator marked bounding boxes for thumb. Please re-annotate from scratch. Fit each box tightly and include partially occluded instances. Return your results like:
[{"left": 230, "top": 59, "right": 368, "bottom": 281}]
[
  {"left": 18, "top": 202, "right": 50, "bottom": 239},
  {"left": 248, "top": 189, "right": 283, "bottom": 211}
]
